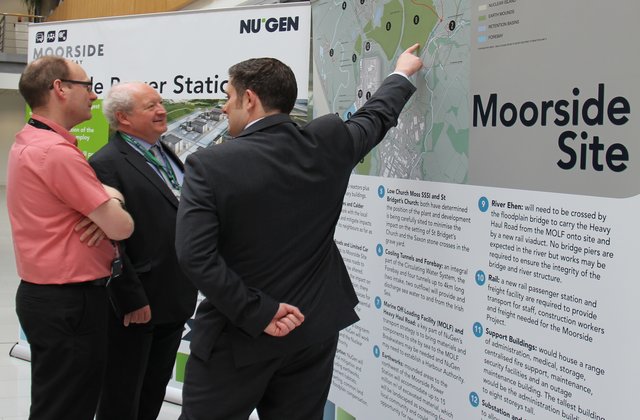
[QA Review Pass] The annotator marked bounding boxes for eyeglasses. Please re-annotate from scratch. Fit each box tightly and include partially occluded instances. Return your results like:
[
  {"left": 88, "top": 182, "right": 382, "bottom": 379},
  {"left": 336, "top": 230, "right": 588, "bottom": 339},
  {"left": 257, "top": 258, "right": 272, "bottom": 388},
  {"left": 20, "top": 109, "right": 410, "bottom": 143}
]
[{"left": 51, "top": 79, "right": 93, "bottom": 92}]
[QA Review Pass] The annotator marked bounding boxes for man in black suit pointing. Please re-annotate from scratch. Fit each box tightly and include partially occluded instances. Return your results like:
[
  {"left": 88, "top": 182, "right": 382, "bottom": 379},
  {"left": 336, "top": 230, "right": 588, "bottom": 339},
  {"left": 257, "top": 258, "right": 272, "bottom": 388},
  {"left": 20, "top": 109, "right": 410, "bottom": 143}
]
[{"left": 176, "top": 44, "right": 423, "bottom": 420}]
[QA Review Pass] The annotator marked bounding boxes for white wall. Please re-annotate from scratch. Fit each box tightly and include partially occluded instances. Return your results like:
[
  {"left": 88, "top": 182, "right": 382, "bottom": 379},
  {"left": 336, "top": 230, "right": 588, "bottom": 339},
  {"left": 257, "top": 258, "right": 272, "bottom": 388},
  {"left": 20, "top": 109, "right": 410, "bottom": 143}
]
[
  {"left": 0, "top": 73, "right": 19, "bottom": 90},
  {"left": 0, "top": 1, "right": 28, "bottom": 186},
  {"left": 0, "top": 90, "right": 25, "bottom": 186}
]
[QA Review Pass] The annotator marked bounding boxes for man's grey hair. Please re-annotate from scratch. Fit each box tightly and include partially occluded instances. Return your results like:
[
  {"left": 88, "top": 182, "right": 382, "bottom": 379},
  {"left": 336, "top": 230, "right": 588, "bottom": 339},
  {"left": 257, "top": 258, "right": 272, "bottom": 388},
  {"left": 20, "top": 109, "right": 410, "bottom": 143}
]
[{"left": 102, "top": 82, "right": 143, "bottom": 128}]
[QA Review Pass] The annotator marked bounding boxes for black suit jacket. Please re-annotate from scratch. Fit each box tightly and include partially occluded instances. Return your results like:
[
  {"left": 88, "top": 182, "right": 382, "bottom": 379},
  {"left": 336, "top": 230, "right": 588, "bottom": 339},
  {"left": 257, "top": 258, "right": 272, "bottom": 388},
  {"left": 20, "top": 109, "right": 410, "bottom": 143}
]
[
  {"left": 90, "top": 133, "right": 197, "bottom": 324},
  {"left": 176, "top": 74, "right": 416, "bottom": 366}
]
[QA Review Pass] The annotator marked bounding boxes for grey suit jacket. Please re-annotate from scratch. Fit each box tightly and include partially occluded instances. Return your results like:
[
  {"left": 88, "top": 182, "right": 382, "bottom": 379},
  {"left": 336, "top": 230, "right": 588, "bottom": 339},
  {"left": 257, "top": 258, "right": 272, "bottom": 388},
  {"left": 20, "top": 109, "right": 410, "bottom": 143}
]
[{"left": 176, "top": 73, "right": 416, "bottom": 366}]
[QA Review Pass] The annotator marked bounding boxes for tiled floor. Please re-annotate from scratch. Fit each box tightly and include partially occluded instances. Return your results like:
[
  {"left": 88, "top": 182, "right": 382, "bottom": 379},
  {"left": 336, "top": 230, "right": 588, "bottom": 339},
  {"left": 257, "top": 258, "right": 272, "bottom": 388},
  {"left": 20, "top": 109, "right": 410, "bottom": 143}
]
[{"left": 0, "top": 186, "right": 182, "bottom": 420}]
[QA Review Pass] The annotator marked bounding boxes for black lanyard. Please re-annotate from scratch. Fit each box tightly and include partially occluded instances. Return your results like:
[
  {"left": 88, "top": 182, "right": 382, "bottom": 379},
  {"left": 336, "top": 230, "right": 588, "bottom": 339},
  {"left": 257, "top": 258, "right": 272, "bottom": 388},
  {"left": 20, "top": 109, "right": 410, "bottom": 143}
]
[{"left": 28, "top": 118, "right": 55, "bottom": 131}]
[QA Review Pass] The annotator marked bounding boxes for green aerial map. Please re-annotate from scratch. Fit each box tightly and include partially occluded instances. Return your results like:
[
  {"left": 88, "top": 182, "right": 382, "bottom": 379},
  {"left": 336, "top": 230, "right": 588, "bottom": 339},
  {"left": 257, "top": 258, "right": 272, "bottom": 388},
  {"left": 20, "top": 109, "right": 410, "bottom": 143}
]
[{"left": 312, "top": 0, "right": 470, "bottom": 183}]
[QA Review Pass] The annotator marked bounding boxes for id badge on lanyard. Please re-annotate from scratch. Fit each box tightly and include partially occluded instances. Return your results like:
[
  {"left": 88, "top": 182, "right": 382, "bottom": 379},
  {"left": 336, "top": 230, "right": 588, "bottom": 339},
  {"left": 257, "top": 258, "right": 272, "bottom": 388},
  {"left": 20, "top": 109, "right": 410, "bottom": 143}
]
[{"left": 107, "top": 242, "right": 123, "bottom": 287}]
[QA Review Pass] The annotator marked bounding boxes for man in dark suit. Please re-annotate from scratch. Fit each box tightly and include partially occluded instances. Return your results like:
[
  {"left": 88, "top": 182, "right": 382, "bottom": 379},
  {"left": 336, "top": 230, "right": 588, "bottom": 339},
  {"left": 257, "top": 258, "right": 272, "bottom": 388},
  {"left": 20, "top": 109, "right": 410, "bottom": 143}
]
[
  {"left": 89, "top": 82, "right": 198, "bottom": 420},
  {"left": 175, "top": 44, "right": 423, "bottom": 420}
]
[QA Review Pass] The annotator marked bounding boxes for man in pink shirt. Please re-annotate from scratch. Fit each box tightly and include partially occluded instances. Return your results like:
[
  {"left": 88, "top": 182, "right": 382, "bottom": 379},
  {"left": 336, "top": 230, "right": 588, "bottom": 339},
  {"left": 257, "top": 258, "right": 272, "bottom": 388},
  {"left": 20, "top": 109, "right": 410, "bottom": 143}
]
[{"left": 6, "top": 56, "right": 134, "bottom": 420}]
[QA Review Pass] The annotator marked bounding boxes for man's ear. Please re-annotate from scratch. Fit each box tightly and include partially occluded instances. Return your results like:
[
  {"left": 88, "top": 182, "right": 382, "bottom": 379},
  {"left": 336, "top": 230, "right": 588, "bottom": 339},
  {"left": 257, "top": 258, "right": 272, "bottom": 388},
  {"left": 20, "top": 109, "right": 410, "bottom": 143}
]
[
  {"left": 50, "top": 79, "right": 66, "bottom": 99},
  {"left": 244, "top": 89, "right": 258, "bottom": 110},
  {"left": 115, "top": 110, "right": 129, "bottom": 127}
]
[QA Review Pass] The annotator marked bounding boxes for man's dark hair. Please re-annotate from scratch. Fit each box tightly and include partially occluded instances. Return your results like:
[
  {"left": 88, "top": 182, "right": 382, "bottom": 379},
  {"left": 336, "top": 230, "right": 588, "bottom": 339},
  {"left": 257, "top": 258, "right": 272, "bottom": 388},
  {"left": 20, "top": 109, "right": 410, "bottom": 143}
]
[
  {"left": 18, "top": 56, "right": 70, "bottom": 109},
  {"left": 228, "top": 58, "right": 297, "bottom": 114}
]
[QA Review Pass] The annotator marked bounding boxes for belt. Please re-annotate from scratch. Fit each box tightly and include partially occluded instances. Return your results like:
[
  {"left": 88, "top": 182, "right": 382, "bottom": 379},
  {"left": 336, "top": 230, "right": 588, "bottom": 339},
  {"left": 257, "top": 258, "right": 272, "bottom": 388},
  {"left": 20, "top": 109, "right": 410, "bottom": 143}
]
[
  {"left": 81, "top": 277, "right": 110, "bottom": 287},
  {"left": 20, "top": 277, "right": 110, "bottom": 287}
]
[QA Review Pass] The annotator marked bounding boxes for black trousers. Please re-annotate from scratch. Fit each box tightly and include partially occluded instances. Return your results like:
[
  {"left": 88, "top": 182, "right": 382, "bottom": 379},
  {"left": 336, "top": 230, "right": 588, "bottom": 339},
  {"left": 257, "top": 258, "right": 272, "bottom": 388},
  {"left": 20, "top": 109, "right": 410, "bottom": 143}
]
[
  {"left": 15, "top": 280, "right": 109, "bottom": 420},
  {"left": 179, "top": 333, "right": 339, "bottom": 420},
  {"left": 96, "top": 308, "right": 185, "bottom": 420}
]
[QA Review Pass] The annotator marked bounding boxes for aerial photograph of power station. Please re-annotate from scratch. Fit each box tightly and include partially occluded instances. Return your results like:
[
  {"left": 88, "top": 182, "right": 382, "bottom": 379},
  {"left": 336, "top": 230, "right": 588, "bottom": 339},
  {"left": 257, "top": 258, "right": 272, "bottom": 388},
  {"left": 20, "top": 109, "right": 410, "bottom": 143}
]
[{"left": 160, "top": 99, "right": 308, "bottom": 162}]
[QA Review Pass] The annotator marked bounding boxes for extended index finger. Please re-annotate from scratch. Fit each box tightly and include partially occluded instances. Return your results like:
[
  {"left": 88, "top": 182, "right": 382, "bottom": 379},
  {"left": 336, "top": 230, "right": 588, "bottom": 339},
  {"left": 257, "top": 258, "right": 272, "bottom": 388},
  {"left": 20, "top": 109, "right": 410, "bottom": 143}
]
[{"left": 404, "top": 43, "right": 420, "bottom": 55}]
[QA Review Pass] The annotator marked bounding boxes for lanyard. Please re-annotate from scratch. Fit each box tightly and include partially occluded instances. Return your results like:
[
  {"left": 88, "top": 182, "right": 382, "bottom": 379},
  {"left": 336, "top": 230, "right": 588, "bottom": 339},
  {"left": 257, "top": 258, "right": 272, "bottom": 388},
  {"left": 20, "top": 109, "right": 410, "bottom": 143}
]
[
  {"left": 28, "top": 118, "right": 54, "bottom": 131},
  {"left": 120, "top": 132, "right": 181, "bottom": 191}
]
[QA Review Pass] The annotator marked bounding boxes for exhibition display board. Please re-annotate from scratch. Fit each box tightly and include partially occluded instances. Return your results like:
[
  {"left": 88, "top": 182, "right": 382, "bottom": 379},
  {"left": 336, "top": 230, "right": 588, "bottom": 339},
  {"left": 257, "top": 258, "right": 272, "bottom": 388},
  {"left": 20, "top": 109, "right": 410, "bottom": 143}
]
[{"left": 13, "top": 0, "right": 639, "bottom": 418}]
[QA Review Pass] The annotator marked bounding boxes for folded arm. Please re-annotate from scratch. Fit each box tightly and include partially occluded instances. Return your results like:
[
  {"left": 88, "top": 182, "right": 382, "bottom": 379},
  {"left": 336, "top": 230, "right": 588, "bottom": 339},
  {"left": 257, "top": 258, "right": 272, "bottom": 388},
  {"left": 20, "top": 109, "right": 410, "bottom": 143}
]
[{"left": 86, "top": 184, "right": 134, "bottom": 240}]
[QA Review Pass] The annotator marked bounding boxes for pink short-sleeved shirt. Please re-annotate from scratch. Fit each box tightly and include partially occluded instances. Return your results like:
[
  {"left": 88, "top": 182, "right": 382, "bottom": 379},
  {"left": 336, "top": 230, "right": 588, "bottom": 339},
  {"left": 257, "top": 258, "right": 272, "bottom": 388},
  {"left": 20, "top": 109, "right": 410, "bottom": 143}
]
[{"left": 6, "top": 114, "right": 115, "bottom": 284}]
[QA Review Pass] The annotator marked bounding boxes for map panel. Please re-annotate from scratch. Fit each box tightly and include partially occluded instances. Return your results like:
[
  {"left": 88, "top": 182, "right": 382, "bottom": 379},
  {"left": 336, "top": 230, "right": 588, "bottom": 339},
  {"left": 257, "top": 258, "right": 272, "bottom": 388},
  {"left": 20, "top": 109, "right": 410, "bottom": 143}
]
[{"left": 312, "top": 0, "right": 470, "bottom": 182}]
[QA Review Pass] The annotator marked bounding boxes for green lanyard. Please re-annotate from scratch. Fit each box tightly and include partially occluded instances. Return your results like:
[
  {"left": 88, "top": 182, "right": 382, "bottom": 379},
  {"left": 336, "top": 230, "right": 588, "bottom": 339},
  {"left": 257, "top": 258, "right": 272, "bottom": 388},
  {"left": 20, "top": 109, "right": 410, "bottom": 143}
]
[{"left": 120, "top": 132, "right": 181, "bottom": 191}]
